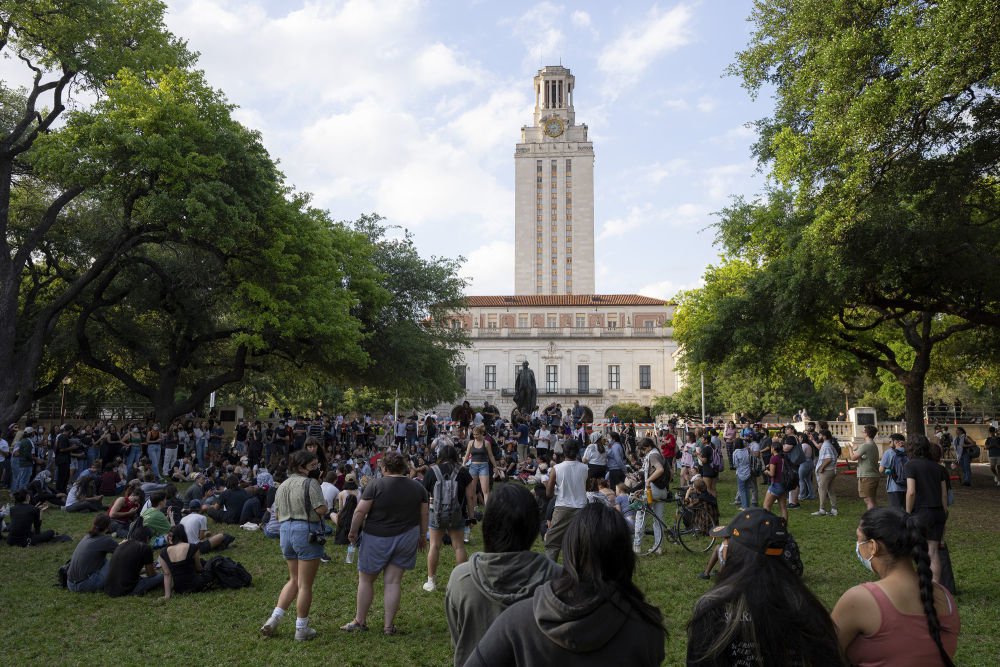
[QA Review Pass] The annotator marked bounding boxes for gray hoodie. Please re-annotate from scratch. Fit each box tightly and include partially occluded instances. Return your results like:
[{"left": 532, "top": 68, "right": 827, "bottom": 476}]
[
  {"left": 446, "top": 550, "right": 561, "bottom": 667},
  {"left": 463, "top": 580, "right": 665, "bottom": 666}
]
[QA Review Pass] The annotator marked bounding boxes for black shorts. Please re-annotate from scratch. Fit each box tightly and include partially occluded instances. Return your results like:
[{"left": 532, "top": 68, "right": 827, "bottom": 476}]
[{"left": 914, "top": 507, "right": 947, "bottom": 542}]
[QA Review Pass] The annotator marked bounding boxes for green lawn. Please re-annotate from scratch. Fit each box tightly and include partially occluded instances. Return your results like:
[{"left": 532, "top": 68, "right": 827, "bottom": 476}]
[{"left": 2, "top": 468, "right": 998, "bottom": 666}]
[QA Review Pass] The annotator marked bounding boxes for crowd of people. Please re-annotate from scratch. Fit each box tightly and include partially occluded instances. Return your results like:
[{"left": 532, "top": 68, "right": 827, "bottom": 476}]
[{"left": 0, "top": 405, "right": 974, "bottom": 665}]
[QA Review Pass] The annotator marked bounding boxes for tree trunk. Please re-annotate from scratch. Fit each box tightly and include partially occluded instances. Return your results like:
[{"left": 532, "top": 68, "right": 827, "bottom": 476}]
[{"left": 902, "top": 376, "right": 927, "bottom": 438}]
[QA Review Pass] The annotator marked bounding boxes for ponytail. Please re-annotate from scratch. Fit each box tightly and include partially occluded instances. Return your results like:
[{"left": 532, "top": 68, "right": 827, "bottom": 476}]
[{"left": 906, "top": 515, "right": 954, "bottom": 667}]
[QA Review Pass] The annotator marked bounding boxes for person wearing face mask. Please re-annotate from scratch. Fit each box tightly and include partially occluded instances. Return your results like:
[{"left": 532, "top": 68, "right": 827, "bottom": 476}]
[
  {"left": 687, "top": 509, "right": 842, "bottom": 666},
  {"left": 259, "top": 450, "right": 328, "bottom": 641},
  {"left": 832, "top": 507, "right": 960, "bottom": 666}
]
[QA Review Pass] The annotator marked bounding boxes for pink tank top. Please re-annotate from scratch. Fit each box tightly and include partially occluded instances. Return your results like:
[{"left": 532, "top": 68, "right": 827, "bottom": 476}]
[{"left": 845, "top": 581, "right": 960, "bottom": 667}]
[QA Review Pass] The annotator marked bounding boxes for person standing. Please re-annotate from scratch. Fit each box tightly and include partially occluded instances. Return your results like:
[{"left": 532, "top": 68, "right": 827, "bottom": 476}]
[
  {"left": 849, "top": 425, "right": 881, "bottom": 510},
  {"left": 423, "top": 445, "right": 475, "bottom": 593},
  {"left": 146, "top": 423, "right": 163, "bottom": 482},
  {"left": 986, "top": 425, "right": 1000, "bottom": 486},
  {"left": 259, "top": 450, "right": 328, "bottom": 641},
  {"left": 342, "top": 451, "right": 428, "bottom": 635},
  {"left": 953, "top": 426, "right": 975, "bottom": 487},
  {"left": 464, "top": 425, "right": 498, "bottom": 506},
  {"left": 904, "top": 435, "right": 949, "bottom": 582},
  {"left": 543, "top": 441, "right": 588, "bottom": 562},
  {"left": 812, "top": 429, "right": 840, "bottom": 516},
  {"left": 605, "top": 431, "right": 627, "bottom": 488},
  {"left": 533, "top": 422, "right": 552, "bottom": 463},
  {"left": 582, "top": 433, "right": 609, "bottom": 480},
  {"left": 632, "top": 438, "right": 669, "bottom": 554},
  {"left": 732, "top": 439, "right": 752, "bottom": 510},
  {"left": 879, "top": 433, "right": 908, "bottom": 510}
]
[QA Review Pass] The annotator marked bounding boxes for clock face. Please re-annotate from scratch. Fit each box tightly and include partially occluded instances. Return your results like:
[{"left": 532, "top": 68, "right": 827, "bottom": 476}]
[{"left": 544, "top": 117, "right": 564, "bottom": 138}]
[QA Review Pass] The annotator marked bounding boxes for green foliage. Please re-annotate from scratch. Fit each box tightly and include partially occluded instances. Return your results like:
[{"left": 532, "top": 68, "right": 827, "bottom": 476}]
[
  {"left": 605, "top": 402, "right": 651, "bottom": 422},
  {"left": 676, "top": 1, "right": 1000, "bottom": 434}
]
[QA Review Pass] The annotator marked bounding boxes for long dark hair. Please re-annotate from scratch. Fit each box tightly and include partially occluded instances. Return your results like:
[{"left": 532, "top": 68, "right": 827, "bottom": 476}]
[
  {"left": 554, "top": 502, "right": 665, "bottom": 632},
  {"left": 687, "top": 535, "right": 842, "bottom": 665},
  {"left": 859, "top": 507, "right": 954, "bottom": 667}
]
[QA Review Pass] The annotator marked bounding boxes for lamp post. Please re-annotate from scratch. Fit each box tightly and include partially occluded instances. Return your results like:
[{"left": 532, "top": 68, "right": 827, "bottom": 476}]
[{"left": 60, "top": 377, "right": 72, "bottom": 420}]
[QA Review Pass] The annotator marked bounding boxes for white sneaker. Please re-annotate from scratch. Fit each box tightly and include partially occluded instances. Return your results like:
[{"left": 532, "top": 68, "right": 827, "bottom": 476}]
[
  {"left": 260, "top": 616, "right": 280, "bottom": 637},
  {"left": 422, "top": 578, "right": 436, "bottom": 592},
  {"left": 811, "top": 509, "right": 828, "bottom": 516},
  {"left": 830, "top": 508, "right": 839, "bottom": 516},
  {"left": 632, "top": 545, "right": 641, "bottom": 554}
]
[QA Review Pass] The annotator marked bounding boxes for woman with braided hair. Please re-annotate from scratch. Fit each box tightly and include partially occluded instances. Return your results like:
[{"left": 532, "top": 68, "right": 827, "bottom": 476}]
[{"left": 833, "top": 507, "right": 960, "bottom": 666}]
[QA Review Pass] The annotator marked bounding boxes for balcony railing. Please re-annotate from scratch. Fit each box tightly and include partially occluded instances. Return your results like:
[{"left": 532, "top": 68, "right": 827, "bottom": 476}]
[
  {"left": 500, "top": 387, "right": 604, "bottom": 397},
  {"left": 469, "top": 325, "right": 671, "bottom": 339}
]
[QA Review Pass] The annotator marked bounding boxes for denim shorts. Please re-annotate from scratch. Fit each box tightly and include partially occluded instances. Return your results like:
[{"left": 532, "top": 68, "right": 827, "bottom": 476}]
[
  {"left": 279, "top": 520, "right": 324, "bottom": 561},
  {"left": 468, "top": 462, "right": 490, "bottom": 477},
  {"left": 768, "top": 482, "right": 786, "bottom": 497}
]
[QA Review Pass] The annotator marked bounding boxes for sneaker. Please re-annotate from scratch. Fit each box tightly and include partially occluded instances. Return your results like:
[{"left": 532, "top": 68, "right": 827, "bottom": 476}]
[
  {"left": 260, "top": 617, "right": 280, "bottom": 637},
  {"left": 830, "top": 508, "right": 839, "bottom": 516},
  {"left": 632, "top": 545, "right": 642, "bottom": 554},
  {"left": 697, "top": 572, "right": 711, "bottom": 580},
  {"left": 320, "top": 552, "right": 332, "bottom": 564},
  {"left": 220, "top": 533, "right": 236, "bottom": 550},
  {"left": 295, "top": 626, "right": 317, "bottom": 642},
  {"left": 731, "top": 500, "right": 741, "bottom": 506},
  {"left": 422, "top": 578, "right": 436, "bottom": 592},
  {"left": 788, "top": 503, "right": 801, "bottom": 509},
  {"left": 811, "top": 510, "right": 828, "bottom": 516}
]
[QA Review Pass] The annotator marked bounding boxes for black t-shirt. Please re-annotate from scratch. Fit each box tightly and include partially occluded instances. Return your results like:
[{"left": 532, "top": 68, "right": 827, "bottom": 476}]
[
  {"left": 7, "top": 504, "right": 41, "bottom": 546},
  {"left": 903, "top": 458, "right": 948, "bottom": 510},
  {"left": 220, "top": 488, "right": 250, "bottom": 523},
  {"left": 105, "top": 540, "right": 155, "bottom": 597},
  {"left": 360, "top": 476, "right": 428, "bottom": 537},
  {"left": 687, "top": 605, "right": 762, "bottom": 666},
  {"left": 422, "top": 462, "right": 473, "bottom": 511},
  {"left": 986, "top": 436, "right": 1000, "bottom": 457}
]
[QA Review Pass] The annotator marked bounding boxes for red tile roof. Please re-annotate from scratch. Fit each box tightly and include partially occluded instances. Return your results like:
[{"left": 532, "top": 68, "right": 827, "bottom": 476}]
[{"left": 462, "top": 294, "right": 672, "bottom": 307}]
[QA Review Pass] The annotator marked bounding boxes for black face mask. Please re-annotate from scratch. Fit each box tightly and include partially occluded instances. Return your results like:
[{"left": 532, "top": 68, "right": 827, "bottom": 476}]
[{"left": 307, "top": 468, "right": 321, "bottom": 479}]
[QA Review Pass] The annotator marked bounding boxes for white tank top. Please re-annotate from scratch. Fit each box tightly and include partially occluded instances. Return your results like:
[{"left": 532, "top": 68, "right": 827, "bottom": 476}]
[{"left": 554, "top": 460, "right": 589, "bottom": 509}]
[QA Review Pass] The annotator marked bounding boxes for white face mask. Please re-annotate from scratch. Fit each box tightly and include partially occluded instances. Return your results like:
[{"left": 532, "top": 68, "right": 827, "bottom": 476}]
[{"left": 855, "top": 540, "right": 874, "bottom": 572}]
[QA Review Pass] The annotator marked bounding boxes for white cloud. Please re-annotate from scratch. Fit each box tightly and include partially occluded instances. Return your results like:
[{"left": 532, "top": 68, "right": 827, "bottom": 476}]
[
  {"left": 598, "top": 205, "right": 651, "bottom": 241},
  {"left": 507, "top": 2, "right": 566, "bottom": 65},
  {"left": 571, "top": 10, "right": 591, "bottom": 28},
  {"left": 702, "top": 162, "right": 755, "bottom": 201},
  {"left": 460, "top": 241, "right": 515, "bottom": 294},
  {"left": 696, "top": 96, "right": 717, "bottom": 113},
  {"left": 597, "top": 4, "right": 694, "bottom": 97}
]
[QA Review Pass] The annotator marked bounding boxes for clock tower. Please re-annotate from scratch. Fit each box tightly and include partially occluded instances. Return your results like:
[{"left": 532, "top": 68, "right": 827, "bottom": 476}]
[{"left": 514, "top": 65, "right": 595, "bottom": 295}]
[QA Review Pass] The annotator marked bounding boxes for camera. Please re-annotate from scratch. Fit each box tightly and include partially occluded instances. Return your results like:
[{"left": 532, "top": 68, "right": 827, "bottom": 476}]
[{"left": 308, "top": 531, "right": 326, "bottom": 545}]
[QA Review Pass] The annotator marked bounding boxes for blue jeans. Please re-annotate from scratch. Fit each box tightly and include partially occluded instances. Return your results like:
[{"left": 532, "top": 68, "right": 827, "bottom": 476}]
[
  {"left": 125, "top": 446, "right": 141, "bottom": 473},
  {"left": 196, "top": 437, "right": 207, "bottom": 467},
  {"left": 798, "top": 460, "right": 816, "bottom": 499},
  {"left": 68, "top": 561, "right": 110, "bottom": 593},
  {"left": 736, "top": 476, "right": 752, "bottom": 509},
  {"left": 130, "top": 573, "right": 164, "bottom": 595},
  {"left": 12, "top": 459, "right": 32, "bottom": 492},
  {"left": 147, "top": 445, "right": 161, "bottom": 479},
  {"left": 959, "top": 451, "right": 972, "bottom": 484}
]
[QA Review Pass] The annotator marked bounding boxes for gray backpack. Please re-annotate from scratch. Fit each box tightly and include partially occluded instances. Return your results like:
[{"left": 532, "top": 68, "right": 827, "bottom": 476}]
[{"left": 430, "top": 464, "right": 461, "bottom": 522}]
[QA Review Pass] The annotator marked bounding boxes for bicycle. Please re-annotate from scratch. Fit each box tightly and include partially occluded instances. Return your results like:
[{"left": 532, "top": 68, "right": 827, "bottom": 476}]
[{"left": 631, "top": 490, "right": 717, "bottom": 555}]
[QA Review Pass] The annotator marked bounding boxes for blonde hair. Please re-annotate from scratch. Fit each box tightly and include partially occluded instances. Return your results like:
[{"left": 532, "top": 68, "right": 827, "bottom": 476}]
[{"left": 472, "top": 425, "right": 486, "bottom": 438}]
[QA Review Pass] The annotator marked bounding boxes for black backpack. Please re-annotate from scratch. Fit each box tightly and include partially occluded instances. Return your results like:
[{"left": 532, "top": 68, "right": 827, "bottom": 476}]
[
  {"left": 780, "top": 454, "right": 799, "bottom": 491},
  {"left": 204, "top": 556, "right": 252, "bottom": 589},
  {"left": 56, "top": 559, "right": 71, "bottom": 588}
]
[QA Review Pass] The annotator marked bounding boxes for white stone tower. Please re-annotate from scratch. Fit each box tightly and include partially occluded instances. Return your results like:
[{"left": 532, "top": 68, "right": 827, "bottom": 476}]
[{"left": 514, "top": 65, "right": 595, "bottom": 295}]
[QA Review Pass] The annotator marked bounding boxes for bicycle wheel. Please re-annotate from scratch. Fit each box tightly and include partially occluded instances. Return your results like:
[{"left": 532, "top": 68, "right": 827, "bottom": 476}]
[
  {"left": 634, "top": 505, "right": 664, "bottom": 556},
  {"left": 676, "top": 508, "right": 717, "bottom": 553}
]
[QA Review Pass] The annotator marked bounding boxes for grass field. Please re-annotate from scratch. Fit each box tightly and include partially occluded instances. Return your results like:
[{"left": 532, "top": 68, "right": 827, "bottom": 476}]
[{"left": 2, "top": 466, "right": 999, "bottom": 666}]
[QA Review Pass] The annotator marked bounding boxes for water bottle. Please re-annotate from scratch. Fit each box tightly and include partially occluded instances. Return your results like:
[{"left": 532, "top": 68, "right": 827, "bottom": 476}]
[
  {"left": 645, "top": 486, "right": 654, "bottom": 505},
  {"left": 346, "top": 544, "right": 355, "bottom": 564}
]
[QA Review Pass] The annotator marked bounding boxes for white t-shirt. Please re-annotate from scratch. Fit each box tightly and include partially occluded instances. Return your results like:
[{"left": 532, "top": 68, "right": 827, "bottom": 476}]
[
  {"left": 534, "top": 429, "right": 551, "bottom": 449},
  {"left": 180, "top": 512, "right": 208, "bottom": 544},
  {"left": 0, "top": 437, "right": 8, "bottom": 462},
  {"left": 320, "top": 481, "right": 338, "bottom": 511}
]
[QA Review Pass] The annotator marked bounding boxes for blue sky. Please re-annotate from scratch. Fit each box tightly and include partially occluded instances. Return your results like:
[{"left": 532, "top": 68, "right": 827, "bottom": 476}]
[{"left": 159, "top": 1, "right": 772, "bottom": 299}]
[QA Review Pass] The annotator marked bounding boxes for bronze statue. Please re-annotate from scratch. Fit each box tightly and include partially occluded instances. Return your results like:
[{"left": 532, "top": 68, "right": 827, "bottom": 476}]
[{"left": 513, "top": 360, "right": 537, "bottom": 419}]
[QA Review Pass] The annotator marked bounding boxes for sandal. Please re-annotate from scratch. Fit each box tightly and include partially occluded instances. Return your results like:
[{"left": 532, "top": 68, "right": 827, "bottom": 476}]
[
  {"left": 383, "top": 625, "right": 402, "bottom": 636},
  {"left": 340, "top": 620, "right": 369, "bottom": 633}
]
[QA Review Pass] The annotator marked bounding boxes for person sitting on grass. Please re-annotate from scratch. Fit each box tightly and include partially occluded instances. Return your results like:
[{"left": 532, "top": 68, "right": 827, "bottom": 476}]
[
  {"left": 687, "top": 509, "right": 841, "bottom": 665},
  {"left": 446, "top": 483, "right": 562, "bottom": 667},
  {"left": 140, "top": 492, "right": 173, "bottom": 546},
  {"left": 684, "top": 477, "right": 720, "bottom": 536},
  {"left": 179, "top": 500, "right": 234, "bottom": 552},
  {"left": 66, "top": 514, "right": 118, "bottom": 592},
  {"left": 63, "top": 469, "right": 105, "bottom": 513},
  {"left": 204, "top": 474, "right": 251, "bottom": 525},
  {"left": 5, "top": 489, "right": 58, "bottom": 546},
  {"left": 108, "top": 487, "right": 144, "bottom": 537},
  {"left": 104, "top": 526, "right": 163, "bottom": 597},
  {"left": 160, "top": 525, "right": 211, "bottom": 599},
  {"left": 465, "top": 502, "right": 665, "bottom": 666}
]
